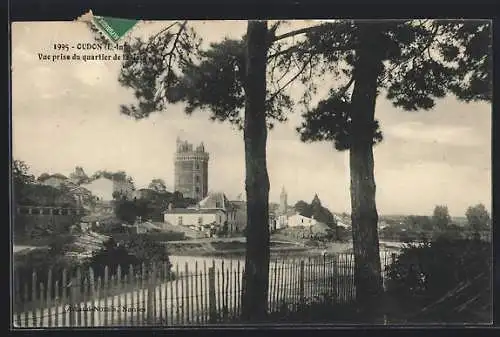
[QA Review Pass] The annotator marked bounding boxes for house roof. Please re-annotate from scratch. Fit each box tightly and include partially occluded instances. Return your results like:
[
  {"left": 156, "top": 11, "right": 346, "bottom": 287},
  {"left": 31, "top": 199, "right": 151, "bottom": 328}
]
[
  {"left": 164, "top": 208, "right": 223, "bottom": 214},
  {"left": 199, "top": 192, "right": 235, "bottom": 211},
  {"left": 39, "top": 173, "right": 68, "bottom": 182}
]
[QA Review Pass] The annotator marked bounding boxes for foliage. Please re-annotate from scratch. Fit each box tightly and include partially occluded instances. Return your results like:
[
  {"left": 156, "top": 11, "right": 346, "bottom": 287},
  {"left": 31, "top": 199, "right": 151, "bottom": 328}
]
[
  {"left": 47, "top": 234, "right": 76, "bottom": 255},
  {"left": 432, "top": 223, "right": 465, "bottom": 241},
  {"left": 16, "top": 184, "right": 78, "bottom": 208},
  {"left": 386, "top": 237, "right": 491, "bottom": 313},
  {"left": 432, "top": 205, "right": 451, "bottom": 231},
  {"left": 90, "top": 170, "right": 134, "bottom": 186},
  {"left": 335, "top": 226, "right": 351, "bottom": 242},
  {"left": 85, "top": 238, "right": 141, "bottom": 279},
  {"left": 293, "top": 194, "right": 337, "bottom": 228},
  {"left": 86, "top": 235, "right": 172, "bottom": 280},
  {"left": 12, "top": 160, "right": 36, "bottom": 188},
  {"left": 93, "top": 217, "right": 126, "bottom": 234},
  {"left": 124, "top": 235, "right": 172, "bottom": 265},
  {"left": 403, "top": 215, "right": 433, "bottom": 231},
  {"left": 379, "top": 226, "right": 427, "bottom": 243},
  {"left": 148, "top": 178, "right": 167, "bottom": 193},
  {"left": 114, "top": 198, "right": 149, "bottom": 224},
  {"left": 268, "top": 294, "right": 361, "bottom": 323},
  {"left": 69, "top": 166, "right": 90, "bottom": 184},
  {"left": 465, "top": 203, "right": 491, "bottom": 232},
  {"left": 36, "top": 173, "right": 51, "bottom": 182},
  {"left": 114, "top": 189, "right": 196, "bottom": 224}
]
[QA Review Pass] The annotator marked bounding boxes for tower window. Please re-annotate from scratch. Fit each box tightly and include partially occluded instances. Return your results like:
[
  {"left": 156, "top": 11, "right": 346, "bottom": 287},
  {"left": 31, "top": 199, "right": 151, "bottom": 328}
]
[
  {"left": 195, "top": 175, "right": 200, "bottom": 183},
  {"left": 195, "top": 186, "right": 200, "bottom": 193},
  {"left": 195, "top": 162, "right": 199, "bottom": 170}
]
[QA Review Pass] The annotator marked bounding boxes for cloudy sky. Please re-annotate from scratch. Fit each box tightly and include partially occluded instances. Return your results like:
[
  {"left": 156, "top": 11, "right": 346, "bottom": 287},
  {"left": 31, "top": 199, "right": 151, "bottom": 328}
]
[{"left": 11, "top": 20, "right": 491, "bottom": 217}]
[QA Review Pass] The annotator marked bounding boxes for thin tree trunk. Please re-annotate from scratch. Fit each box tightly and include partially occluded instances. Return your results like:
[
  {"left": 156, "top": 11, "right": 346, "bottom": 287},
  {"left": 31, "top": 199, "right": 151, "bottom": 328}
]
[
  {"left": 349, "top": 23, "right": 384, "bottom": 319},
  {"left": 241, "top": 20, "right": 270, "bottom": 322}
]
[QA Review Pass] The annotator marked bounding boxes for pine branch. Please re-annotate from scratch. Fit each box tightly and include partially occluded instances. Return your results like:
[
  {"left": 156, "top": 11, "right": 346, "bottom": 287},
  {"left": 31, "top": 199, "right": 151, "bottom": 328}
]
[
  {"left": 267, "top": 53, "right": 314, "bottom": 104},
  {"left": 272, "top": 25, "right": 323, "bottom": 43},
  {"left": 380, "top": 23, "right": 440, "bottom": 84},
  {"left": 153, "top": 21, "right": 188, "bottom": 104}
]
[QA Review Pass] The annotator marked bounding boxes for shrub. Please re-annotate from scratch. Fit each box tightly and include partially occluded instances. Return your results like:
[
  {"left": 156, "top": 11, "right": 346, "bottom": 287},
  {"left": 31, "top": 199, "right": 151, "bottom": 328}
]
[
  {"left": 84, "top": 235, "right": 173, "bottom": 281},
  {"left": 386, "top": 237, "right": 491, "bottom": 315},
  {"left": 85, "top": 238, "right": 141, "bottom": 280}
]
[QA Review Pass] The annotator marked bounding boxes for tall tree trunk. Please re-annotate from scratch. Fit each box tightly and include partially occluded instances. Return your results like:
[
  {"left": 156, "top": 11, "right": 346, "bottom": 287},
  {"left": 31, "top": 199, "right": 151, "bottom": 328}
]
[
  {"left": 349, "top": 23, "right": 384, "bottom": 319},
  {"left": 241, "top": 20, "right": 270, "bottom": 322}
]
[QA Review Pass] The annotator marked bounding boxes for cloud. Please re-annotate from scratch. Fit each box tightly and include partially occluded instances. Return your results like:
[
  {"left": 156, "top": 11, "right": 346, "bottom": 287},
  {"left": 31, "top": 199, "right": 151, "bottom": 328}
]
[{"left": 384, "top": 122, "right": 483, "bottom": 147}]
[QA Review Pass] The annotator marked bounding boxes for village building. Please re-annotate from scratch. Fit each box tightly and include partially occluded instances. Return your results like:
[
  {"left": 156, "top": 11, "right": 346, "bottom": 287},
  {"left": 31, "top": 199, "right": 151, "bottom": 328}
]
[
  {"left": 287, "top": 213, "right": 318, "bottom": 228},
  {"left": 81, "top": 176, "right": 134, "bottom": 201},
  {"left": 163, "top": 205, "right": 226, "bottom": 230}
]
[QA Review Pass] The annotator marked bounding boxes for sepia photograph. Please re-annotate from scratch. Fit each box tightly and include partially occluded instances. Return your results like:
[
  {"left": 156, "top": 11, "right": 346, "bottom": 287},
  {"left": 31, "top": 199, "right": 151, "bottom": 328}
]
[{"left": 11, "top": 17, "right": 492, "bottom": 327}]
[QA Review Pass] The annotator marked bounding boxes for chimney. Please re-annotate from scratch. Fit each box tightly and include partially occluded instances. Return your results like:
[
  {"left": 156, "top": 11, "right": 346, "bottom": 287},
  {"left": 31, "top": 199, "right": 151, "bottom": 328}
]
[{"left": 168, "top": 203, "right": 173, "bottom": 211}]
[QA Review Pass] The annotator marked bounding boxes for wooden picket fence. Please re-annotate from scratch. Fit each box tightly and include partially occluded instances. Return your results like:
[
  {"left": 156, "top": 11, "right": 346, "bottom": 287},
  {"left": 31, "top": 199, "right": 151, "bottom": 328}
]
[{"left": 13, "top": 251, "right": 396, "bottom": 327}]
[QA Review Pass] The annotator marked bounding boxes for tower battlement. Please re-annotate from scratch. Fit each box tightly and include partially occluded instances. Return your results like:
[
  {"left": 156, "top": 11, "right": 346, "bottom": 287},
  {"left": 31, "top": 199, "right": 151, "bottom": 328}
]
[{"left": 174, "top": 137, "right": 209, "bottom": 201}]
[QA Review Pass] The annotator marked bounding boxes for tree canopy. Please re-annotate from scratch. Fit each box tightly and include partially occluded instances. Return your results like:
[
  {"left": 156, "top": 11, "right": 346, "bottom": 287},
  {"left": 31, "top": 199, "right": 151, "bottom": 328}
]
[
  {"left": 148, "top": 178, "right": 167, "bottom": 193},
  {"left": 432, "top": 205, "right": 452, "bottom": 231},
  {"left": 296, "top": 20, "right": 491, "bottom": 149},
  {"left": 294, "top": 194, "right": 337, "bottom": 228},
  {"left": 465, "top": 203, "right": 491, "bottom": 232}
]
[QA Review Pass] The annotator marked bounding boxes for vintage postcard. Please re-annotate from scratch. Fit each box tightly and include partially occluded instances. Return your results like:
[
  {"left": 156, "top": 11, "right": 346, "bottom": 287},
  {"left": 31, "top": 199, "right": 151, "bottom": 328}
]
[{"left": 11, "top": 15, "right": 492, "bottom": 327}]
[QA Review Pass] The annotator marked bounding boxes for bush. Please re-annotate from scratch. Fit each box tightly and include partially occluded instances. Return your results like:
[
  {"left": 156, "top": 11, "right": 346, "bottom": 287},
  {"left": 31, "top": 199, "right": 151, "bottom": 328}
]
[
  {"left": 335, "top": 226, "right": 351, "bottom": 242},
  {"left": 267, "top": 293, "right": 361, "bottom": 323},
  {"left": 85, "top": 235, "right": 173, "bottom": 281},
  {"left": 85, "top": 238, "right": 141, "bottom": 279},
  {"left": 386, "top": 237, "right": 491, "bottom": 316}
]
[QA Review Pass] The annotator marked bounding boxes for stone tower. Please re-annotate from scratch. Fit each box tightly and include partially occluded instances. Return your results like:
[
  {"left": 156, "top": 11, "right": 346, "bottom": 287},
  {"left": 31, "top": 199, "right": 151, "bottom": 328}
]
[
  {"left": 279, "top": 186, "right": 288, "bottom": 215},
  {"left": 174, "top": 137, "right": 209, "bottom": 201}
]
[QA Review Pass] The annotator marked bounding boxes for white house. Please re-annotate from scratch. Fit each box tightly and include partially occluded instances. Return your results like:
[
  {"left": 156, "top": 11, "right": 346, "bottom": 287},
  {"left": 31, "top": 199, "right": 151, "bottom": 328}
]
[
  {"left": 287, "top": 213, "right": 317, "bottom": 228},
  {"left": 81, "top": 177, "right": 134, "bottom": 201},
  {"left": 276, "top": 210, "right": 298, "bottom": 229},
  {"left": 163, "top": 207, "right": 226, "bottom": 228}
]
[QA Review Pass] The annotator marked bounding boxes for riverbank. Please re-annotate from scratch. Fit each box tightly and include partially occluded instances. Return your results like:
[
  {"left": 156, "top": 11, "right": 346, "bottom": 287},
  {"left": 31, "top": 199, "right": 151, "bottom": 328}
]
[{"left": 164, "top": 238, "right": 402, "bottom": 258}]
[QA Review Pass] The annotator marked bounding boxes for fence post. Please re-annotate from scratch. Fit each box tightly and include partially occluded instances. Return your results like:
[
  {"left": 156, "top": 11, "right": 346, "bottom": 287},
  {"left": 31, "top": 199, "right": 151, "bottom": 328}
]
[
  {"left": 146, "top": 264, "right": 155, "bottom": 325},
  {"left": 299, "top": 260, "right": 305, "bottom": 307},
  {"left": 68, "top": 276, "right": 77, "bottom": 327},
  {"left": 208, "top": 267, "right": 216, "bottom": 324}
]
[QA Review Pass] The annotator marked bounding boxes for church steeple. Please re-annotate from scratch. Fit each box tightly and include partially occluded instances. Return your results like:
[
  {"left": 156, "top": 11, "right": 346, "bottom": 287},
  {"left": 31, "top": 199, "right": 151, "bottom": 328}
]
[{"left": 279, "top": 186, "right": 288, "bottom": 214}]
